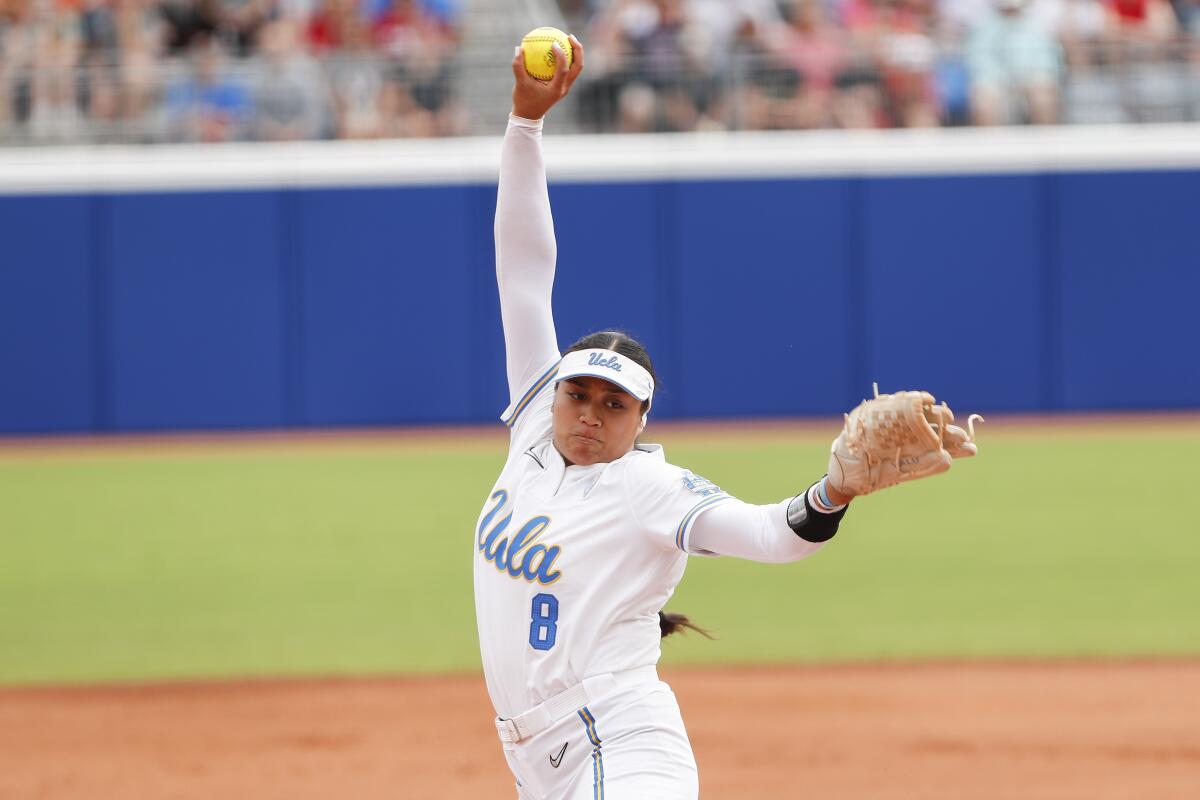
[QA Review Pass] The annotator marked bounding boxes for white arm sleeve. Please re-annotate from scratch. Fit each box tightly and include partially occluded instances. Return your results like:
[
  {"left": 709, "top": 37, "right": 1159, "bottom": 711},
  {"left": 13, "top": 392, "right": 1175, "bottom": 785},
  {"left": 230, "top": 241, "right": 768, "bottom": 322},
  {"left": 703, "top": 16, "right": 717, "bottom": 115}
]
[
  {"left": 687, "top": 497, "right": 827, "bottom": 564},
  {"left": 495, "top": 114, "right": 560, "bottom": 401}
]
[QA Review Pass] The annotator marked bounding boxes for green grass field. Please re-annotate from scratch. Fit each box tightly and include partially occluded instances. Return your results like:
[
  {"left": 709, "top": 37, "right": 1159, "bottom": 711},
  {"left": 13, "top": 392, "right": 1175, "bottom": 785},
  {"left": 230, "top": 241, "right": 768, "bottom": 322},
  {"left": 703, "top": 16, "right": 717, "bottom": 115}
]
[{"left": 1, "top": 424, "right": 1198, "bottom": 686}]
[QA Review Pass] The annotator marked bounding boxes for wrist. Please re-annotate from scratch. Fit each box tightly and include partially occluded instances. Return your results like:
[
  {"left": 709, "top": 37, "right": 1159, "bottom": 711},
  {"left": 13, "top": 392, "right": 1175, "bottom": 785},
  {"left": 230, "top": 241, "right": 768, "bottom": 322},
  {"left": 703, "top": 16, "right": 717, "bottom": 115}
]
[
  {"left": 509, "top": 112, "right": 544, "bottom": 128},
  {"left": 786, "top": 481, "right": 849, "bottom": 543},
  {"left": 810, "top": 477, "right": 849, "bottom": 514},
  {"left": 824, "top": 478, "right": 854, "bottom": 507}
]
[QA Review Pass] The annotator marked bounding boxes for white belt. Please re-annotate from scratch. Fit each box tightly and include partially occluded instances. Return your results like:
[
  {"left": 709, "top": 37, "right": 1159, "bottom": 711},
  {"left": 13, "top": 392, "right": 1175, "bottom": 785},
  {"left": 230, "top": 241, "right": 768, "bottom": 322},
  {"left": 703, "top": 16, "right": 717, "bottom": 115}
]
[{"left": 494, "top": 665, "right": 658, "bottom": 744}]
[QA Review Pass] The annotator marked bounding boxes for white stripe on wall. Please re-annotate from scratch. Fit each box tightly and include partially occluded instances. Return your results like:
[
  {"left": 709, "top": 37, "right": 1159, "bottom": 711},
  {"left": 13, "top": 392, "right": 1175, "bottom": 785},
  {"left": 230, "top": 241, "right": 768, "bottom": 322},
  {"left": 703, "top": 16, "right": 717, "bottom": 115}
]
[{"left": 2, "top": 123, "right": 1199, "bottom": 195}]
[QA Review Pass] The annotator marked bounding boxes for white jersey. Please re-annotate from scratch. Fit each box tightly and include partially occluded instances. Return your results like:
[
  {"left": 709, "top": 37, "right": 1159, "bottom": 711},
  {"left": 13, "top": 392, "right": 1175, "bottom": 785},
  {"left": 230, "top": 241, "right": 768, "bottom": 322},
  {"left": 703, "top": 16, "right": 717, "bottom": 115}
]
[
  {"left": 474, "top": 114, "right": 841, "bottom": 724},
  {"left": 474, "top": 361, "right": 731, "bottom": 719}
]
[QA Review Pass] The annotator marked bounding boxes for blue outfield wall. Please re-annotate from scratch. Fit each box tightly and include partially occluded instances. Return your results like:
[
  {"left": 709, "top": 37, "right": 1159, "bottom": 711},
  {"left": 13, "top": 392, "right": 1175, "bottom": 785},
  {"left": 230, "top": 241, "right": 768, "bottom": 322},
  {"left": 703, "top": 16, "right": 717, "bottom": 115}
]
[
  {"left": 0, "top": 196, "right": 97, "bottom": 433},
  {"left": 1, "top": 170, "right": 1198, "bottom": 433}
]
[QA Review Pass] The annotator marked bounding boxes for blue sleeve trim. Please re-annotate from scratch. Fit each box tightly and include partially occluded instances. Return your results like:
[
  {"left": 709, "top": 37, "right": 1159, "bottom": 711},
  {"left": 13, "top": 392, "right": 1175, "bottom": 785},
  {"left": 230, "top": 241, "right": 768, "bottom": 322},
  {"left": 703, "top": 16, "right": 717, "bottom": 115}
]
[
  {"left": 674, "top": 493, "right": 732, "bottom": 552},
  {"left": 501, "top": 360, "right": 560, "bottom": 428}
]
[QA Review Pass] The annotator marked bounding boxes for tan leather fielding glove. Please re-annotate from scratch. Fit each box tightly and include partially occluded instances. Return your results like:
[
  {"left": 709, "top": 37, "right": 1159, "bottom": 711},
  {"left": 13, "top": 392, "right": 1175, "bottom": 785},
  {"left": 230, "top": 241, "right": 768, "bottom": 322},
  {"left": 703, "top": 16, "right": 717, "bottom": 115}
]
[{"left": 828, "top": 385, "right": 984, "bottom": 497}]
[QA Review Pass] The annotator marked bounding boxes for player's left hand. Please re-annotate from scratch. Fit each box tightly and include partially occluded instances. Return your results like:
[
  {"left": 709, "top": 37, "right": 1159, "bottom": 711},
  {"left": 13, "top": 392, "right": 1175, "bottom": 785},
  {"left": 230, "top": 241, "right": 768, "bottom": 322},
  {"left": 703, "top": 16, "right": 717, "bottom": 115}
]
[
  {"left": 827, "top": 385, "right": 984, "bottom": 498},
  {"left": 511, "top": 35, "right": 584, "bottom": 121}
]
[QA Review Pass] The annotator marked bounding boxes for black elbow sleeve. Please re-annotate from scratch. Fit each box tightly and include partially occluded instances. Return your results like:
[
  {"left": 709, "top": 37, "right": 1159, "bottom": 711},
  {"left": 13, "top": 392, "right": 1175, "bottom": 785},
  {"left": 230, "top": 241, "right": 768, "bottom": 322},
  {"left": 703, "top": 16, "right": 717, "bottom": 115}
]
[{"left": 786, "top": 489, "right": 848, "bottom": 543}]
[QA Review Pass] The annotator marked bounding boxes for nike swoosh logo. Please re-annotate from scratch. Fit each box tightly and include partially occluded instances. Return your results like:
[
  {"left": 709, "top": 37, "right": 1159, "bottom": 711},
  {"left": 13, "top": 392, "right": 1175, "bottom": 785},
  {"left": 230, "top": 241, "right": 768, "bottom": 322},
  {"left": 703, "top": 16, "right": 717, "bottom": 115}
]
[{"left": 549, "top": 742, "right": 568, "bottom": 768}]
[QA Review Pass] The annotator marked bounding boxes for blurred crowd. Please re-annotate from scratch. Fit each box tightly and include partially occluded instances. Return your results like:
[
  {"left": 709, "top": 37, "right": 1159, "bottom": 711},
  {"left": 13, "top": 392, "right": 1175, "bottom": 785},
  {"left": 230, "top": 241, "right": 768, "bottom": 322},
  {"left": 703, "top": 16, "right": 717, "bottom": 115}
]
[
  {"left": 563, "top": 0, "right": 1200, "bottom": 131},
  {"left": 2, "top": 0, "right": 1198, "bottom": 143},
  {"left": 0, "top": 0, "right": 464, "bottom": 142}
]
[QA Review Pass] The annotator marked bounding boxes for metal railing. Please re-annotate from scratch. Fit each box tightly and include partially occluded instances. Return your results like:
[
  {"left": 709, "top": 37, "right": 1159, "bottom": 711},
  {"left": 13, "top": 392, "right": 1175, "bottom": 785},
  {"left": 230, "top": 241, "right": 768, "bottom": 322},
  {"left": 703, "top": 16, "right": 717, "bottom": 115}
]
[{"left": 0, "top": 40, "right": 1197, "bottom": 146}]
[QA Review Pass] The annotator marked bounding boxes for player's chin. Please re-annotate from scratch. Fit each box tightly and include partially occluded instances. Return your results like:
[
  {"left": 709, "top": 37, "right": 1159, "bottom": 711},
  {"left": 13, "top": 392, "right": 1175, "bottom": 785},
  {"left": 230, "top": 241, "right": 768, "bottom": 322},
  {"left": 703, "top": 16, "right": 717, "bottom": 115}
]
[{"left": 566, "top": 434, "right": 605, "bottom": 464}]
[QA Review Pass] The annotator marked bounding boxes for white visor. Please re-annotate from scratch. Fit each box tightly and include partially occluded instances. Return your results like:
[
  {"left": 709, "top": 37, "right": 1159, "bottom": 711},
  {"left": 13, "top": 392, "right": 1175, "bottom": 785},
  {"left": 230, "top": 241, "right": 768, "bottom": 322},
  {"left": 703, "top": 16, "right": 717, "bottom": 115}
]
[{"left": 556, "top": 349, "right": 655, "bottom": 409}]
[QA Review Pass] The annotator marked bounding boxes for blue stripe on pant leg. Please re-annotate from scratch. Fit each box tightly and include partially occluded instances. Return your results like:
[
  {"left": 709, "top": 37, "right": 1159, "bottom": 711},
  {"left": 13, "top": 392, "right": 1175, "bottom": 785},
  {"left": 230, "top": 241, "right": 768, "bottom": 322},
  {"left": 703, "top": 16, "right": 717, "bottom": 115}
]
[{"left": 577, "top": 706, "right": 603, "bottom": 800}]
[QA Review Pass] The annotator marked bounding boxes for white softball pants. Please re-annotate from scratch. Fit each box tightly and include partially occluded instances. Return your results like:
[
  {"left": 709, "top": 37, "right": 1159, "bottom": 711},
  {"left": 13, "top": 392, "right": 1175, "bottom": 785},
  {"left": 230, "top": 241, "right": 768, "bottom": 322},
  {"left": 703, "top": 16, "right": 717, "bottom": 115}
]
[{"left": 500, "top": 680, "right": 699, "bottom": 799}]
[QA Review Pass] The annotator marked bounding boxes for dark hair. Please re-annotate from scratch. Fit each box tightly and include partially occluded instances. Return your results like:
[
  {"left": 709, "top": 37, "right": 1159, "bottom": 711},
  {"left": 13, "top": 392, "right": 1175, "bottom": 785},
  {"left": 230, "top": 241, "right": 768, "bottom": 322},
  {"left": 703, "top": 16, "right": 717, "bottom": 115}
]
[
  {"left": 564, "top": 330, "right": 658, "bottom": 414},
  {"left": 658, "top": 610, "right": 714, "bottom": 640}
]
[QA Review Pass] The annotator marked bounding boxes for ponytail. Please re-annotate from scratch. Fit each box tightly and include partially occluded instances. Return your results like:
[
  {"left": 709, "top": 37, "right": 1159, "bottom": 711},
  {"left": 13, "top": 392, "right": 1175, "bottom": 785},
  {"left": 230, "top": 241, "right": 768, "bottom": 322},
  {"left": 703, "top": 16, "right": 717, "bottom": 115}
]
[{"left": 658, "top": 610, "right": 714, "bottom": 640}]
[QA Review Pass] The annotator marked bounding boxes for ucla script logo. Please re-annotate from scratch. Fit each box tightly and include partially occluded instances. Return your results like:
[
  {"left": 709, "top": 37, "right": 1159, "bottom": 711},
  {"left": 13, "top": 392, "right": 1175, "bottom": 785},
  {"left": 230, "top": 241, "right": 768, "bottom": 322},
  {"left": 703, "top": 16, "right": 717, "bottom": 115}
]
[
  {"left": 588, "top": 352, "right": 622, "bottom": 371},
  {"left": 477, "top": 490, "right": 562, "bottom": 585}
]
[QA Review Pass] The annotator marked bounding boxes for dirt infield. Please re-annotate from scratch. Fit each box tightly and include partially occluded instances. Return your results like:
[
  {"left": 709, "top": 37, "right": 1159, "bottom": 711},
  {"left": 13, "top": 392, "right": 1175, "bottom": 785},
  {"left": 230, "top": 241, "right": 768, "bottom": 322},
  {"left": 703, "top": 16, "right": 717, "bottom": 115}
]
[{"left": 3, "top": 661, "right": 1198, "bottom": 799}]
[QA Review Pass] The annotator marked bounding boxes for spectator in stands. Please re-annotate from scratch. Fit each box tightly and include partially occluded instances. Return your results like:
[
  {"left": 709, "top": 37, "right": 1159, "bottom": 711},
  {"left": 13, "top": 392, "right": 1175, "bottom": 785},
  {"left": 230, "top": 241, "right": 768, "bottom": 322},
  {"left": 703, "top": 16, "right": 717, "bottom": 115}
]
[
  {"left": 367, "top": 0, "right": 460, "bottom": 136},
  {"left": 833, "top": 61, "right": 889, "bottom": 125},
  {"left": 614, "top": 80, "right": 657, "bottom": 130},
  {"left": 1107, "top": 0, "right": 1185, "bottom": 120},
  {"left": 86, "top": 62, "right": 123, "bottom": 125},
  {"left": 686, "top": 0, "right": 783, "bottom": 127},
  {"left": 558, "top": 0, "right": 595, "bottom": 34},
  {"left": 372, "top": 0, "right": 432, "bottom": 59},
  {"left": 932, "top": 22, "right": 974, "bottom": 124},
  {"left": 213, "top": 0, "right": 273, "bottom": 56},
  {"left": 164, "top": 33, "right": 250, "bottom": 141},
  {"left": 77, "top": 0, "right": 123, "bottom": 139},
  {"left": 764, "top": 0, "right": 849, "bottom": 128},
  {"left": 1178, "top": 0, "right": 1200, "bottom": 34},
  {"left": 250, "top": 17, "right": 329, "bottom": 140},
  {"left": 72, "top": 0, "right": 163, "bottom": 141},
  {"left": 80, "top": 53, "right": 126, "bottom": 140},
  {"left": 836, "top": 0, "right": 940, "bottom": 126},
  {"left": 306, "top": 0, "right": 358, "bottom": 53},
  {"left": 735, "top": 11, "right": 805, "bottom": 130},
  {"left": 965, "top": 0, "right": 1063, "bottom": 124},
  {"left": 160, "top": 0, "right": 217, "bottom": 53},
  {"left": 80, "top": 0, "right": 119, "bottom": 59},
  {"left": 1105, "top": 0, "right": 1178, "bottom": 43},
  {"left": 841, "top": 0, "right": 895, "bottom": 53},
  {"left": 877, "top": 0, "right": 941, "bottom": 125},
  {"left": 113, "top": 0, "right": 166, "bottom": 133},
  {"left": 326, "top": 8, "right": 389, "bottom": 137},
  {"left": 1056, "top": 0, "right": 1109, "bottom": 67},
  {"left": 689, "top": 0, "right": 782, "bottom": 75},
  {"left": 936, "top": 0, "right": 992, "bottom": 36},
  {"left": 1191, "top": 23, "right": 1200, "bottom": 120},
  {"left": 573, "top": 0, "right": 639, "bottom": 130},
  {"left": 415, "top": 0, "right": 461, "bottom": 33},
  {"left": 387, "top": 27, "right": 463, "bottom": 136},
  {"left": 820, "top": 0, "right": 889, "bottom": 127},
  {"left": 0, "top": 0, "right": 32, "bottom": 132},
  {"left": 636, "top": 0, "right": 711, "bottom": 131},
  {"left": 360, "top": 0, "right": 459, "bottom": 36},
  {"left": 27, "top": 0, "right": 86, "bottom": 141}
]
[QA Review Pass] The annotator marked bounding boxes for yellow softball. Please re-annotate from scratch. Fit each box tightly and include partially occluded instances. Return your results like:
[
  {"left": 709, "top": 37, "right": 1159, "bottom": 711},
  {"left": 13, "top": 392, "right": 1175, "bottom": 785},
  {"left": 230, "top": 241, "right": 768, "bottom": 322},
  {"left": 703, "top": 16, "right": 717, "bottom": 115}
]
[{"left": 521, "top": 27, "right": 572, "bottom": 81}]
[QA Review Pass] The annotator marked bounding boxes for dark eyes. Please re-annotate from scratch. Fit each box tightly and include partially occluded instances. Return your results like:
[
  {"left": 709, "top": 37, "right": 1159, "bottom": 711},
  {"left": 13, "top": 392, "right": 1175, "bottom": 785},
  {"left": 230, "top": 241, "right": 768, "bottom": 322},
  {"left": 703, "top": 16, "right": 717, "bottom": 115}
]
[{"left": 566, "top": 391, "right": 623, "bottom": 410}]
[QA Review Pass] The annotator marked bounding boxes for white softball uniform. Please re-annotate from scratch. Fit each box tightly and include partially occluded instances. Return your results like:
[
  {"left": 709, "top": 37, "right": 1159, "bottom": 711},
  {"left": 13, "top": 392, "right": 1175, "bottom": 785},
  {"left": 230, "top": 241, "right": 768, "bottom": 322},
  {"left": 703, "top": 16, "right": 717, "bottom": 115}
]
[{"left": 474, "top": 115, "right": 846, "bottom": 799}]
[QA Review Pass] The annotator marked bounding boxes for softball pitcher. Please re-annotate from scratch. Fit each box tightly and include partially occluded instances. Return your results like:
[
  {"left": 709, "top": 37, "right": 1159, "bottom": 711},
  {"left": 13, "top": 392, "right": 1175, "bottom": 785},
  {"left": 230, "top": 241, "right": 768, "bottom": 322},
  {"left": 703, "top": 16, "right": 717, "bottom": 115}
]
[{"left": 474, "top": 37, "right": 982, "bottom": 800}]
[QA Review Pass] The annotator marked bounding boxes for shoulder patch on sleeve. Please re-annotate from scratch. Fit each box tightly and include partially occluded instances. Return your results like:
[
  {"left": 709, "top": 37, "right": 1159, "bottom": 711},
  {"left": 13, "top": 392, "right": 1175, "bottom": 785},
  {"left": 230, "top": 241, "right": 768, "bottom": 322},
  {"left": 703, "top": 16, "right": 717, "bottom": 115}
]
[{"left": 681, "top": 470, "right": 722, "bottom": 497}]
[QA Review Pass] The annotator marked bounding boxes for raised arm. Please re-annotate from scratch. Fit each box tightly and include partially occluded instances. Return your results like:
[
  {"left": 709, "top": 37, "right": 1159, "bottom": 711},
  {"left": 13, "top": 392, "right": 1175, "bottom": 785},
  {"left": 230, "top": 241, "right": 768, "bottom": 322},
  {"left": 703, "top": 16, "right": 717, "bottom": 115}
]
[{"left": 495, "top": 36, "right": 584, "bottom": 399}]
